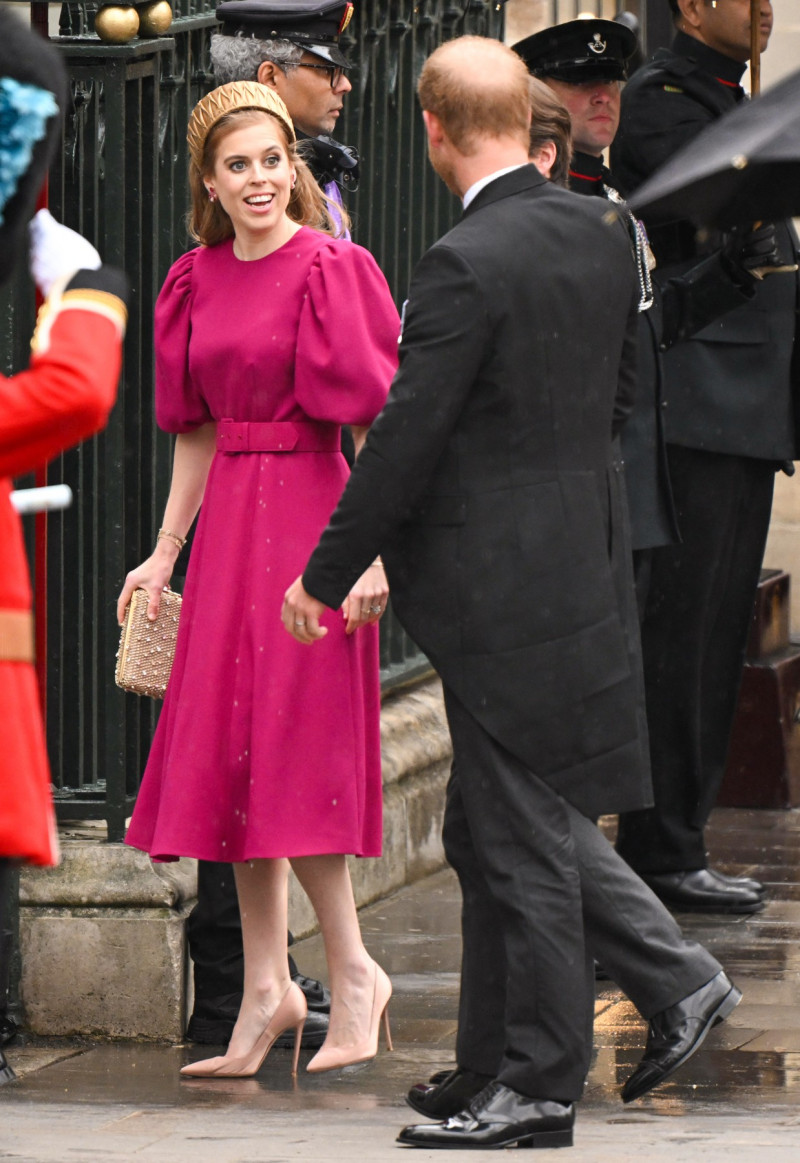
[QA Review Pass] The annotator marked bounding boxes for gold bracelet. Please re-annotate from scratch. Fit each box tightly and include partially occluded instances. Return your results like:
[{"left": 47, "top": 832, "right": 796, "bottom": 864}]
[{"left": 157, "top": 527, "right": 187, "bottom": 552}]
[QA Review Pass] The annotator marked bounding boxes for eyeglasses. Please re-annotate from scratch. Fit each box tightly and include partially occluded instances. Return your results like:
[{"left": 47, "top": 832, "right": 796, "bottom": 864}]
[{"left": 295, "top": 62, "right": 347, "bottom": 89}]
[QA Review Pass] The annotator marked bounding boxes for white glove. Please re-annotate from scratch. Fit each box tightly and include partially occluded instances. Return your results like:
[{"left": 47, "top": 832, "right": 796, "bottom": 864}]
[{"left": 28, "top": 208, "right": 102, "bottom": 299}]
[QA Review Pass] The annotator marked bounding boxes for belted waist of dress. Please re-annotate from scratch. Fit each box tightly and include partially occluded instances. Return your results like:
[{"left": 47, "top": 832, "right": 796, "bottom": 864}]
[
  {"left": 216, "top": 419, "right": 341, "bottom": 454},
  {"left": 0, "top": 608, "right": 34, "bottom": 663}
]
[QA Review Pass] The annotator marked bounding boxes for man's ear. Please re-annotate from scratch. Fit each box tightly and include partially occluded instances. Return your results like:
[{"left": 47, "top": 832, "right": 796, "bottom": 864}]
[
  {"left": 530, "top": 140, "right": 557, "bottom": 180},
  {"left": 422, "top": 109, "right": 445, "bottom": 149},
  {"left": 675, "top": 0, "right": 704, "bottom": 33},
  {"left": 257, "top": 60, "right": 280, "bottom": 89}
]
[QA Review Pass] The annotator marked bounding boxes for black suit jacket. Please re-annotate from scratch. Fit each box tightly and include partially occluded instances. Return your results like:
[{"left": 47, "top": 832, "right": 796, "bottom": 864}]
[
  {"left": 303, "top": 166, "right": 652, "bottom": 818},
  {"left": 612, "top": 33, "right": 799, "bottom": 461}
]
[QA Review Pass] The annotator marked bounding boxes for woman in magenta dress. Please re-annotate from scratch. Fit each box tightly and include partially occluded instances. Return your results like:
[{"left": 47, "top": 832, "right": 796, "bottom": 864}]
[{"left": 118, "top": 83, "right": 399, "bottom": 1078}]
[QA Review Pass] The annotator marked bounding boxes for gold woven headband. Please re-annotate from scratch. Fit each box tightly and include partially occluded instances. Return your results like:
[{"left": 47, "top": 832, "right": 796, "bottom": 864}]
[{"left": 187, "top": 82, "right": 296, "bottom": 169}]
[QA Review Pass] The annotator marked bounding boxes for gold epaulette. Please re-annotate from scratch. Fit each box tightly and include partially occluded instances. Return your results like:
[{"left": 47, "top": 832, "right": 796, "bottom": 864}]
[{"left": 31, "top": 283, "right": 128, "bottom": 355}]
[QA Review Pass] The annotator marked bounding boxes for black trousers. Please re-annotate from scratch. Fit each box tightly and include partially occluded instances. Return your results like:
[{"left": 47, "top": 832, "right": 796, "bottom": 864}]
[
  {"left": 442, "top": 689, "right": 719, "bottom": 1102},
  {"left": 186, "top": 862, "right": 301, "bottom": 1001},
  {"left": 187, "top": 863, "right": 244, "bottom": 1000},
  {"left": 617, "top": 445, "right": 775, "bottom": 873}
]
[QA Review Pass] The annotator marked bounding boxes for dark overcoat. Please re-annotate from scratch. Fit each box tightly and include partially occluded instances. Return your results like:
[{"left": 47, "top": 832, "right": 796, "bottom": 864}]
[
  {"left": 303, "top": 166, "right": 652, "bottom": 819},
  {"left": 621, "top": 253, "right": 756, "bottom": 548},
  {"left": 611, "top": 32, "right": 799, "bottom": 461},
  {"left": 568, "top": 150, "right": 763, "bottom": 548}
]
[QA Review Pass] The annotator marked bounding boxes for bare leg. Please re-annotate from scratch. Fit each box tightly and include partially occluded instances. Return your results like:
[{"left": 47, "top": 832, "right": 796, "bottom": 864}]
[
  {"left": 222, "top": 858, "right": 293, "bottom": 1058},
  {"left": 182, "top": 857, "right": 296, "bottom": 1073},
  {"left": 291, "top": 854, "right": 388, "bottom": 1055},
  {"left": 180, "top": 858, "right": 309, "bottom": 1077}
]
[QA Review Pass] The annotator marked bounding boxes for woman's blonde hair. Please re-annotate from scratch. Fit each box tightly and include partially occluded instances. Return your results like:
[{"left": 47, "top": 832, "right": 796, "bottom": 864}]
[{"left": 188, "top": 109, "right": 349, "bottom": 246}]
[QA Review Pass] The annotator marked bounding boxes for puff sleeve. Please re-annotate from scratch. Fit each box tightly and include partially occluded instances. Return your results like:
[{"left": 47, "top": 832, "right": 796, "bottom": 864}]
[
  {"left": 294, "top": 240, "right": 400, "bottom": 426},
  {"left": 154, "top": 248, "right": 213, "bottom": 433}
]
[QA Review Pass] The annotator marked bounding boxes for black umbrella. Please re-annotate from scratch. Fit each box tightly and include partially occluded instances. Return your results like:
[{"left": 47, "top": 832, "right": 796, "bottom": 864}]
[{"left": 626, "top": 65, "right": 800, "bottom": 229}]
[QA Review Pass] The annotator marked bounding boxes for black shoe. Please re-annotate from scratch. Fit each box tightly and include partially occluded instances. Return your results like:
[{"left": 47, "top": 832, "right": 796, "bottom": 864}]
[
  {"left": 641, "top": 868, "right": 766, "bottom": 914},
  {"left": 186, "top": 983, "right": 330, "bottom": 1049},
  {"left": 0, "top": 1015, "right": 17, "bottom": 1046},
  {"left": 621, "top": 970, "right": 742, "bottom": 1103},
  {"left": 406, "top": 1066, "right": 493, "bottom": 1119},
  {"left": 708, "top": 869, "right": 766, "bottom": 896},
  {"left": 397, "top": 1081, "right": 574, "bottom": 1150},
  {"left": 291, "top": 971, "right": 331, "bottom": 1014},
  {"left": 275, "top": 971, "right": 330, "bottom": 1046},
  {"left": 186, "top": 989, "right": 240, "bottom": 1045},
  {"left": 188, "top": 1005, "right": 329, "bottom": 1049},
  {"left": 594, "top": 960, "right": 611, "bottom": 981},
  {"left": 427, "top": 1068, "right": 455, "bottom": 1086},
  {"left": 0, "top": 1048, "right": 16, "bottom": 1086}
]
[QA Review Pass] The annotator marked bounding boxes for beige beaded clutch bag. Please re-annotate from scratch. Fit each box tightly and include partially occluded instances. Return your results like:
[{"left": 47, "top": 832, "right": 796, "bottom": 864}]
[{"left": 115, "top": 587, "right": 182, "bottom": 699}]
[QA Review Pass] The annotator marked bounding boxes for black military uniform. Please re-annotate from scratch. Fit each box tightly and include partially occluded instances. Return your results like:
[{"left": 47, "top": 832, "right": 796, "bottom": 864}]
[
  {"left": 186, "top": 0, "right": 363, "bottom": 1049},
  {"left": 610, "top": 30, "right": 800, "bottom": 905},
  {"left": 567, "top": 149, "right": 611, "bottom": 197}
]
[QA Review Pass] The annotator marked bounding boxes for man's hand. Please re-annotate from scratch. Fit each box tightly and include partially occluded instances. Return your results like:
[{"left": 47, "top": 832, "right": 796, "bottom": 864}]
[
  {"left": 722, "top": 222, "right": 787, "bottom": 283},
  {"left": 341, "top": 560, "right": 388, "bottom": 635},
  {"left": 282, "top": 577, "right": 328, "bottom": 644}
]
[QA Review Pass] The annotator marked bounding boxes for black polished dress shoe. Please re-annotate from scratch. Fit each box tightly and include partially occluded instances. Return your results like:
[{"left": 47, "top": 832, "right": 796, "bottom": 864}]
[
  {"left": 187, "top": 973, "right": 331, "bottom": 1048},
  {"left": 0, "top": 1015, "right": 18, "bottom": 1047},
  {"left": 186, "top": 1004, "right": 330, "bottom": 1048},
  {"left": 290, "top": 971, "right": 332, "bottom": 1013},
  {"left": 640, "top": 868, "right": 766, "bottom": 914},
  {"left": 406, "top": 1066, "right": 494, "bottom": 1119},
  {"left": 397, "top": 1081, "right": 574, "bottom": 1150},
  {"left": 622, "top": 970, "right": 742, "bottom": 1103},
  {"left": 275, "top": 973, "right": 331, "bottom": 1048},
  {"left": 709, "top": 869, "right": 766, "bottom": 896},
  {"left": 428, "top": 1068, "right": 455, "bottom": 1086}
]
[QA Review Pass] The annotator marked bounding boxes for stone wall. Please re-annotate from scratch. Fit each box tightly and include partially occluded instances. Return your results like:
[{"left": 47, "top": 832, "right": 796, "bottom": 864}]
[{"left": 18, "top": 677, "right": 452, "bottom": 1041}]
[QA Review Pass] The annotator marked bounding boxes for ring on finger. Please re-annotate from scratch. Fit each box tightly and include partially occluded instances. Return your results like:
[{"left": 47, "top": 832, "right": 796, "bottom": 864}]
[
  {"left": 294, "top": 620, "right": 306, "bottom": 627},
  {"left": 369, "top": 604, "right": 382, "bottom": 614}
]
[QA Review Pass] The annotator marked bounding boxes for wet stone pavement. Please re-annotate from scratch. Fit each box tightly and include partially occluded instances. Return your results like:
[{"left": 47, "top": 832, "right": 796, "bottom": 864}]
[{"left": 3, "top": 807, "right": 800, "bottom": 1161}]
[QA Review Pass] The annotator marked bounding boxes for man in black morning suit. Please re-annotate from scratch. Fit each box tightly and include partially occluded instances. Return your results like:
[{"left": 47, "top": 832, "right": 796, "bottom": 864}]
[
  {"left": 610, "top": 0, "right": 800, "bottom": 913},
  {"left": 282, "top": 36, "right": 739, "bottom": 1149}
]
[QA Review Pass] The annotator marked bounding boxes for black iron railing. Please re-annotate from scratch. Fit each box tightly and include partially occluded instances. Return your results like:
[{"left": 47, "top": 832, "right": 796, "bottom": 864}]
[{"left": 2, "top": 1, "right": 510, "bottom": 839}]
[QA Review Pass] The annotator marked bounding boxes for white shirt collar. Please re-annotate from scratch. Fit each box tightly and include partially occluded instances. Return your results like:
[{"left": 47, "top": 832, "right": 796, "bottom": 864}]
[{"left": 462, "top": 164, "right": 527, "bottom": 210}]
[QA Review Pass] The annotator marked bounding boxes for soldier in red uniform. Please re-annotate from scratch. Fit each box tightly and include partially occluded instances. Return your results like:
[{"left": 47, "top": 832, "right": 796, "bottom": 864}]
[{"left": 0, "top": 11, "right": 128, "bottom": 1084}]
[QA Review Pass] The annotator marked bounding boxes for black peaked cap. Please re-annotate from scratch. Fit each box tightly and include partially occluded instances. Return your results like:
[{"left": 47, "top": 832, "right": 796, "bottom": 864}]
[
  {"left": 513, "top": 18, "right": 637, "bottom": 84},
  {"left": 216, "top": 1, "right": 354, "bottom": 68}
]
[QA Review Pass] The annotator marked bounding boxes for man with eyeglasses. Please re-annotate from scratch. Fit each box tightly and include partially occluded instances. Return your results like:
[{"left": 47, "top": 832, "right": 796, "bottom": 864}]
[
  {"left": 184, "top": 0, "right": 361, "bottom": 1057},
  {"left": 211, "top": 0, "right": 358, "bottom": 231}
]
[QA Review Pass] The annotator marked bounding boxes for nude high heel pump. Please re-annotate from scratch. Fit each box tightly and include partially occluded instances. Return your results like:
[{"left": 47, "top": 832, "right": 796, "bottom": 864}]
[
  {"left": 180, "top": 981, "right": 307, "bottom": 1078},
  {"left": 306, "top": 963, "right": 393, "bottom": 1073}
]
